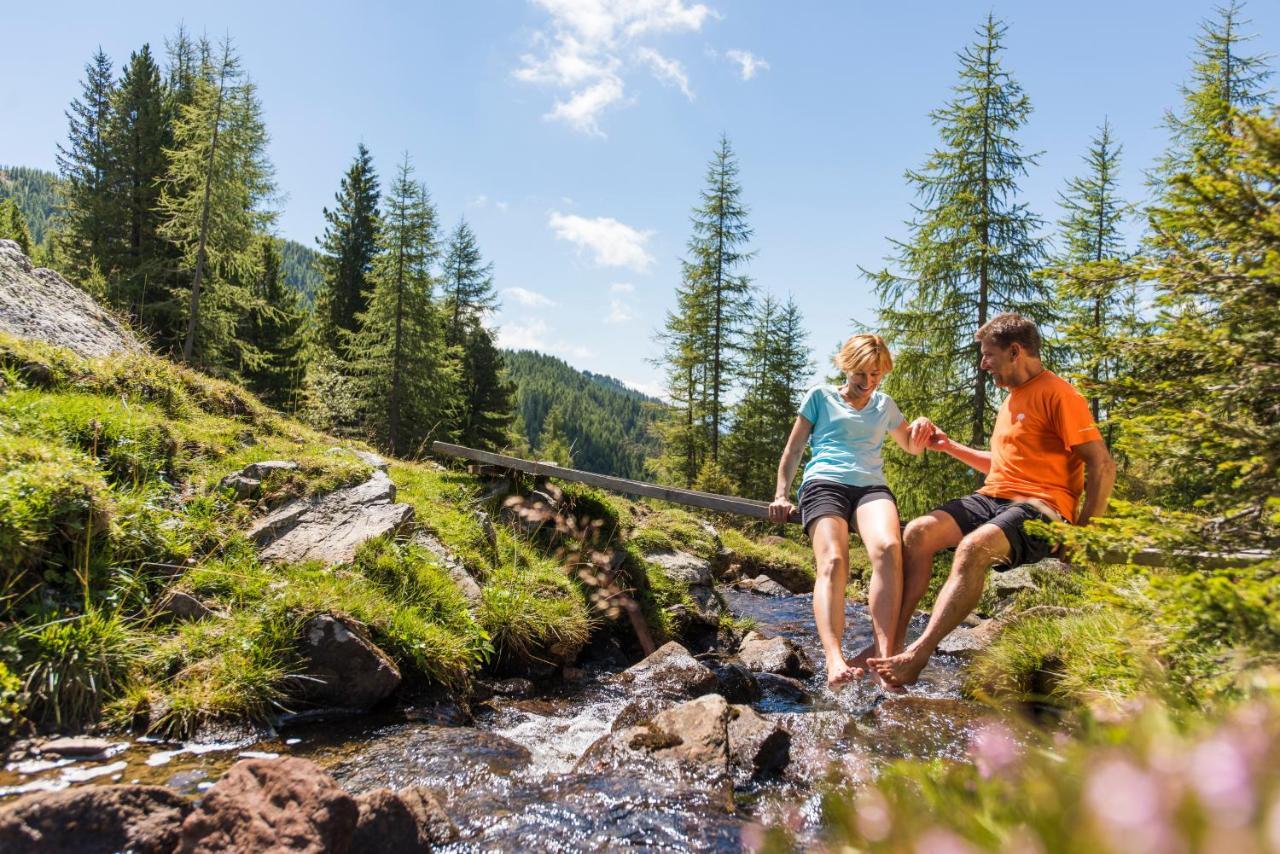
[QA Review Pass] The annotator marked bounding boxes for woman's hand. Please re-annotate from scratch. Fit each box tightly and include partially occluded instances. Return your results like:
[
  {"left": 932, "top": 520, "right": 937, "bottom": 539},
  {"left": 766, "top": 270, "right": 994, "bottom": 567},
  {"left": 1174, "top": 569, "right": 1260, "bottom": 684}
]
[
  {"left": 768, "top": 497, "right": 795, "bottom": 524},
  {"left": 907, "top": 417, "right": 935, "bottom": 453}
]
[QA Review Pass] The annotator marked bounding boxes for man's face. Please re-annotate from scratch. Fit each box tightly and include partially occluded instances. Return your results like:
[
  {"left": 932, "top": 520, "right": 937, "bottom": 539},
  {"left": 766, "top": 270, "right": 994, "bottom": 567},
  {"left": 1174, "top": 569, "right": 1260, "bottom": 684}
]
[{"left": 979, "top": 340, "right": 1017, "bottom": 388}]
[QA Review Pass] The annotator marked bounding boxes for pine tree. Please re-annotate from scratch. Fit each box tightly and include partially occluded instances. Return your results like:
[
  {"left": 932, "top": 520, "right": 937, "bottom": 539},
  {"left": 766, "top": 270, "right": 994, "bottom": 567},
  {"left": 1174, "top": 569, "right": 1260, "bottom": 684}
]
[
  {"left": 157, "top": 38, "right": 277, "bottom": 368},
  {"left": 317, "top": 144, "right": 381, "bottom": 355},
  {"left": 347, "top": 154, "right": 451, "bottom": 457},
  {"left": 867, "top": 14, "right": 1049, "bottom": 515},
  {"left": 1047, "top": 120, "right": 1137, "bottom": 427},
  {"left": 237, "top": 236, "right": 304, "bottom": 410},
  {"left": 537, "top": 405, "right": 576, "bottom": 467},
  {"left": 0, "top": 199, "right": 32, "bottom": 254},
  {"left": 652, "top": 273, "right": 708, "bottom": 486},
  {"left": 440, "top": 219, "right": 496, "bottom": 347},
  {"left": 55, "top": 48, "right": 116, "bottom": 282},
  {"left": 1154, "top": 1, "right": 1273, "bottom": 189},
  {"left": 107, "top": 44, "right": 171, "bottom": 326}
]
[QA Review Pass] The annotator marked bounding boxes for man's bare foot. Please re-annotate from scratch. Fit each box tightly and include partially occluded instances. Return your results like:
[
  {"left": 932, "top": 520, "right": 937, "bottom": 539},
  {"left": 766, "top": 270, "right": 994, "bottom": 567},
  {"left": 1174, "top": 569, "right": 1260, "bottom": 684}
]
[
  {"left": 867, "top": 646, "right": 930, "bottom": 686},
  {"left": 825, "top": 658, "right": 860, "bottom": 690},
  {"left": 846, "top": 642, "right": 877, "bottom": 674},
  {"left": 870, "top": 669, "right": 908, "bottom": 694}
]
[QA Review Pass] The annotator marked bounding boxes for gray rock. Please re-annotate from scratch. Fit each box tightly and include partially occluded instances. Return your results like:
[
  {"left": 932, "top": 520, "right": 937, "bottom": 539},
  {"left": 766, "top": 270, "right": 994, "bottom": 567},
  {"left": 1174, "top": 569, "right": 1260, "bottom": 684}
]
[
  {"left": 292, "top": 614, "right": 401, "bottom": 710},
  {"left": 155, "top": 590, "right": 217, "bottom": 623},
  {"left": 578, "top": 694, "right": 732, "bottom": 790},
  {"left": 728, "top": 705, "right": 791, "bottom": 784},
  {"left": 248, "top": 470, "right": 414, "bottom": 565},
  {"left": 988, "top": 565, "right": 1038, "bottom": 600},
  {"left": 749, "top": 575, "right": 790, "bottom": 597},
  {"left": 414, "top": 532, "right": 483, "bottom": 606},
  {"left": 755, "top": 673, "right": 812, "bottom": 705},
  {"left": 242, "top": 460, "right": 299, "bottom": 479},
  {"left": 937, "top": 618, "right": 1002, "bottom": 657},
  {"left": 38, "top": 737, "right": 115, "bottom": 758},
  {"left": 687, "top": 584, "right": 724, "bottom": 623},
  {"left": 0, "top": 784, "right": 190, "bottom": 854},
  {"left": 737, "top": 631, "right": 816, "bottom": 679},
  {"left": 619, "top": 641, "right": 720, "bottom": 699},
  {"left": 708, "top": 659, "right": 760, "bottom": 704},
  {"left": 0, "top": 240, "right": 144, "bottom": 358},
  {"left": 217, "top": 473, "right": 260, "bottom": 501},
  {"left": 347, "top": 449, "right": 389, "bottom": 470},
  {"left": 645, "top": 550, "right": 714, "bottom": 587}
]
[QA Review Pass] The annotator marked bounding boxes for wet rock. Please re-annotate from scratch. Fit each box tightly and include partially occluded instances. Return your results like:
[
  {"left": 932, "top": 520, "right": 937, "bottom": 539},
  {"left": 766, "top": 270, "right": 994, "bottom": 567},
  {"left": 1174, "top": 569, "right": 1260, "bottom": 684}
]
[
  {"left": 180, "top": 757, "right": 358, "bottom": 853},
  {"left": 619, "top": 641, "right": 719, "bottom": 699},
  {"left": 38, "top": 736, "right": 115, "bottom": 757},
  {"left": 248, "top": 470, "right": 415, "bottom": 565},
  {"left": 351, "top": 786, "right": 456, "bottom": 852},
  {"left": 331, "top": 726, "right": 531, "bottom": 792},
  {"left": 292, "top": 613, "right": 401, "bottom": 710},
  {"left": 155, "top": 589, "right": 217, "bottom": 623},
  {"left": 988, "top": 565, "right": 1038, "bottom": 600},
  {"left": 680, "top": 584, "right": 724, "bottom": 627},
  {"left": 487, "top": 677, "right": 536, "bottom": 698},
  {"left": 937, "top": 618, "right": 1002, "bottom": 657},
  {"left": 0, "top": 784, "right": 190, "bottom": 854},
  {"left": 748, "top": 575, "right": 790, "bottom": 597},
  {"left": 728, "top": 705, "right": 791, "bottom": 783},
  {"left": 403, "top": 699, "right": 473, "bottom": 727},
  {"left": 610, "top": 697, "right": 674, "bottom": 732},
  {"left": 579, "top": 694, "right": 732, "bottom": 790},
  {"left": 708, "top": 659, "right": 761, "bottom": 704},
  {"left": 644, "top": 550, "right": 713, "bottom": 587},
  {"left": 413, "top": 532, "right": 483, "bottom": 606},
  {"left": 0, "top": 239, "right": 145, "bottom": 358},
  {"left": 755, "top": 673, "right": 813, "bottom": 705},
  {"left": 737, "top": 631, "right": 815, "bottom": 679}
]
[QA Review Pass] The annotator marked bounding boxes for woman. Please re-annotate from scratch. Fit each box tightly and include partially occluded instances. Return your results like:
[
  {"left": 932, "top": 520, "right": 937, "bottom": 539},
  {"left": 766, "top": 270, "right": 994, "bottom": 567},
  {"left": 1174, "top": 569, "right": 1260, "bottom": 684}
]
[{"left": 768, "top": 334, "right": 927, "bottom": 689}]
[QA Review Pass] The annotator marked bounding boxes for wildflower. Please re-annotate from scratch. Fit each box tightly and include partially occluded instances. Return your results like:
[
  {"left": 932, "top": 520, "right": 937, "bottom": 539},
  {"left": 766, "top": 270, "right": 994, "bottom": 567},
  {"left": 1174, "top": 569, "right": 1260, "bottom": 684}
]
[
  {"left": 969, "top": 722, "right": 1020, "bottom": 779},
  {"left": 854, "top": 787, "right": 891, "bottom": 842}
]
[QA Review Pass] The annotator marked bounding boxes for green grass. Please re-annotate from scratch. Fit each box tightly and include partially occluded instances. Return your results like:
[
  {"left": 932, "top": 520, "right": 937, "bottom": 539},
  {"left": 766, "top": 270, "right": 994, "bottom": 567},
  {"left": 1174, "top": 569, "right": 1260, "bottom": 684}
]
[
  {"left": 720, "top": 527, "right": 817, "bottom": 585},
  {"left": 628, "top": 504, "right": 719, "bottom": 560}
]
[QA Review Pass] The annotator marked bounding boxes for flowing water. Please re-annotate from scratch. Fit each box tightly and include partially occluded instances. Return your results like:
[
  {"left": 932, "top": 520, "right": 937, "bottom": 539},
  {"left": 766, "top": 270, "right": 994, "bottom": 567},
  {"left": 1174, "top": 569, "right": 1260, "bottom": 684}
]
[{"left": 1, "top": 589, "right": 1000, "bottom": 850}]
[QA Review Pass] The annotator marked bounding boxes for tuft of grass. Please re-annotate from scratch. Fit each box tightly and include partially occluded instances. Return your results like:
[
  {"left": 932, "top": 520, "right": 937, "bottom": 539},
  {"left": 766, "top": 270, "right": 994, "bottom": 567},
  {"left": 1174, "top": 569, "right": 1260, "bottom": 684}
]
[
  {"left": 720, "top": 527, "right": 817, "bottom": 586},
  {"left": 628, "top": 505, "right": 718, "bottom": 560},
  {"left": 391, "top": 463, "right": 497, "bottom": 576},
  {"left": 479, "top": 557, "right": 592, "bottom": 668}
]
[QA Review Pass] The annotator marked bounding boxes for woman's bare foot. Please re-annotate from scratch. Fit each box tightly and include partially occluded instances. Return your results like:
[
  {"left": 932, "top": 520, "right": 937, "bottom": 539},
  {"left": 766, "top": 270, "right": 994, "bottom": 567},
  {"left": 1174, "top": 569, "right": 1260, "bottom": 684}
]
[{"left": 826, "top": 657, "right": 860, "bottom": 690}]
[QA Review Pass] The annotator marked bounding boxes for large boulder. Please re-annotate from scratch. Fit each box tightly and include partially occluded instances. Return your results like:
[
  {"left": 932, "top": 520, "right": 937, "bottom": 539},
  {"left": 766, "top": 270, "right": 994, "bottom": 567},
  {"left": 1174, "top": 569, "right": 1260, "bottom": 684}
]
[
  {"left": 644, "top": 550, "right": 714, "bottom": 587},
  {"left": 578, "top": 694, "right": 733, "bottom": 791},
  {"left": 292, "top": 614, "right": 401, "bottom": 710},
  {"left": 248, "top": 470, "right": 414, "bottom": 565},
  {"left": 0, "top": 239, "right": 144, "bottom": 358},
  {"left": 179, "top": 757, "right": 358, "bottom": 853},
  {"left": 707, "top": 658, "right": 761, "bottom": 704},
  {"left": 727, "top": 705, "right": 791, "bottom": 784},
  {"left": 0, "top": 784, "right": 190, "bottom": 854},
  {"left": 350, "top": 787, "right": 456, "bottom": 853},
  {"left": 618, "top": 641, "right": 719, "bottom": 699},
  {"left": 736, "top": 631, "right": 815, "bottom": 679}
]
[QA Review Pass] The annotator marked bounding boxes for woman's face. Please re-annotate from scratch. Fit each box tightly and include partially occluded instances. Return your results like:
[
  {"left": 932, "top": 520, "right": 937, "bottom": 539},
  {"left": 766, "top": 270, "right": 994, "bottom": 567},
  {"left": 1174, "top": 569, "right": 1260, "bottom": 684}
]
[{"left": 845, "top": 364, "right": 883, "bottom": 398}]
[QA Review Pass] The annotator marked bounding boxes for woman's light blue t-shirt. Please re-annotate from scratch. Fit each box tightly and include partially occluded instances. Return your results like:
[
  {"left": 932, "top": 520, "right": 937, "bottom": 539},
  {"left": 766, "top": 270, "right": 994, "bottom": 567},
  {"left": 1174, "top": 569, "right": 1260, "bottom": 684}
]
[{"left": 799, "top": 386, "right": 905, "bottom": 488}]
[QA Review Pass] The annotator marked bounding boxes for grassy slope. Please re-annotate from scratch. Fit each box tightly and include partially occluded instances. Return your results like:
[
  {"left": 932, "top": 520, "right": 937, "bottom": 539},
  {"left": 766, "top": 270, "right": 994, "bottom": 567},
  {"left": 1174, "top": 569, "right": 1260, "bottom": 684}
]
[{"left": 0, "top": 333, "right": 774, "bottom": 738}]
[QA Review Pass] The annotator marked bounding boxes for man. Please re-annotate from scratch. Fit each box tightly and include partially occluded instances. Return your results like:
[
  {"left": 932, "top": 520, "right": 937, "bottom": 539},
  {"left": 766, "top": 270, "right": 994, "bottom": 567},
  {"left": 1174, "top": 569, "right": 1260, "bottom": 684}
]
[{"left": 868, "top": 313, "right": 1116, "bottom": 687}]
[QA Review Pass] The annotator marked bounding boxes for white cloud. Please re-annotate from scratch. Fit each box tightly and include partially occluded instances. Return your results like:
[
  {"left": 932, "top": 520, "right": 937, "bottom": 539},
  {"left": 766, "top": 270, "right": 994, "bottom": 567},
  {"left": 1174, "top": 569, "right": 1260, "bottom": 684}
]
[
  {"left": 548, "top": 211, "right": 655, "bottom": 271},
  {"left": 610, "top": 282, "right": 635, "bottom": 293},
  {"left": 620, "top": 377, "right": 667, "bottom": 400},
  {"left": 606, "top": 298, "right": 635, "bottom": 324},
  {"left": 496, "top": 317, "right": 596, "bottom": 361},
  {"left": 495, "top": 200, "right": 510, "bottom": 213},
  {"left": 515, "top": 0, "right": 715, "bottom": 134},
  {"left": 470, "top": 194, "right": 489, "bottom": 207},
  {"left": 503, "top": 287, "right": 556, "bottom": 307},
  {"left": 635, "top": 47, "right": 693, "bottom": 100},
  {"left": 725, "top": 48, "right": 769, "bottom": 80}
]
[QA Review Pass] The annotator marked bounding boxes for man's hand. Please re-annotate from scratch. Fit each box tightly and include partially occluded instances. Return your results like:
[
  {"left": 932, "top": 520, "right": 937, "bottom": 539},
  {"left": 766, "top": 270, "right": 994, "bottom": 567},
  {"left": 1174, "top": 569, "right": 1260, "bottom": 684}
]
[
  {"left": 768, "top": 497, "right": 795, "bottom": 524},
  {"left": 925, "top": 424, "right": 951, "bottom": 452}
]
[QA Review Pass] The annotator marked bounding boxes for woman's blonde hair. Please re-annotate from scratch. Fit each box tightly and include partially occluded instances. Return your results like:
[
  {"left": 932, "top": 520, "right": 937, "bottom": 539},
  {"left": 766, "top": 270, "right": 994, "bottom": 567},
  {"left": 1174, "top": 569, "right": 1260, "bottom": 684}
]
[{"left": 835, "top": 333, "right": 893, "bottom": 374}]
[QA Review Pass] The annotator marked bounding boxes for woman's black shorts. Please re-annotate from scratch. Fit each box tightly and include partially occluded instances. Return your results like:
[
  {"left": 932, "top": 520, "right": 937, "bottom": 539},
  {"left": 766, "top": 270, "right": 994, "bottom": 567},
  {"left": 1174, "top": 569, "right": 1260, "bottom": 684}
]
[{"left": 797, "top": 480, "right": 897, "bottom": 537}]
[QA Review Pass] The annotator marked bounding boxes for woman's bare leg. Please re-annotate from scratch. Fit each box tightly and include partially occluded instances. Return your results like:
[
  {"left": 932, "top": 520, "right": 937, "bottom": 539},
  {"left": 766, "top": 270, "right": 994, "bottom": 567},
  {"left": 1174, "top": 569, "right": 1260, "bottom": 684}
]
[{"left": 809, "top": 516, "right": 855, "bottom": 688}]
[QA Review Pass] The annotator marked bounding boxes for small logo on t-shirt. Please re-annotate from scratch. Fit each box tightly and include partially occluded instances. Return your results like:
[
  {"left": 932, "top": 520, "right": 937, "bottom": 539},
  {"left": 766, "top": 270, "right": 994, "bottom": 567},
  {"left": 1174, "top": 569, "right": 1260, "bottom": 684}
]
[{"left": 1015, "top": 413, "right": 1026, "bottom": 422}]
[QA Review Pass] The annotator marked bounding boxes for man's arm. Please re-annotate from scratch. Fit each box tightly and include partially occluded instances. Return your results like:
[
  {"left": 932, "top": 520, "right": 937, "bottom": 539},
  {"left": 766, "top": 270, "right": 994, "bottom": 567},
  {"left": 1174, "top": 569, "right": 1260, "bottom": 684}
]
[
  {"left": 925, "top": 424, "right": 993, "bottom": 474},
  {"left": 1071, "top": 439, "right": 1116, "bottom": 526}
]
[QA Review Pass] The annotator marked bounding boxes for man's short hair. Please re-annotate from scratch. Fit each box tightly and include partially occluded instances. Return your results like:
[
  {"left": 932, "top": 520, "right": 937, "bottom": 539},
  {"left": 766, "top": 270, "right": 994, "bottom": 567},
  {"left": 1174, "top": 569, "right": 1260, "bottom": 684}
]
[{"left": 976, "top": 313, "right": 1041, "bottom": 357}]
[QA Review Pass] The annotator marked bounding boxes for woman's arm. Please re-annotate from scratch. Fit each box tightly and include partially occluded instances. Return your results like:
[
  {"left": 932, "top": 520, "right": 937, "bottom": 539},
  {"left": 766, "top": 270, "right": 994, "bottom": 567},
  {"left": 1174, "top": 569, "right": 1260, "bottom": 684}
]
[{"left": 768, "top": 416, "right": 812, "bottom": 522}]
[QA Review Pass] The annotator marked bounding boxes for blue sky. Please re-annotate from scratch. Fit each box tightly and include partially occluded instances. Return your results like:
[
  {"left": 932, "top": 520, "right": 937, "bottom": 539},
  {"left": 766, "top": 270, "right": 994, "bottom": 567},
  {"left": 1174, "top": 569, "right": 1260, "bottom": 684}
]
[{"left": 3, "top": 1, "right": 1277, "bottom": 398}]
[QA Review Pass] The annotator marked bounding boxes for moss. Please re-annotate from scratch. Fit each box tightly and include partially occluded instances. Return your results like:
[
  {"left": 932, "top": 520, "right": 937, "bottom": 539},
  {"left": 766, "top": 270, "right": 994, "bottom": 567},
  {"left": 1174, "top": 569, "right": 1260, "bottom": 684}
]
[
  {"left": 720, "top": 527, "right": 817, "bottom": 585},
  {"left": 629, "top": 505, "right": 718, "bottom": 560},
  {"left": 391, "top": 463, "right": 496, "bottom": 576}
]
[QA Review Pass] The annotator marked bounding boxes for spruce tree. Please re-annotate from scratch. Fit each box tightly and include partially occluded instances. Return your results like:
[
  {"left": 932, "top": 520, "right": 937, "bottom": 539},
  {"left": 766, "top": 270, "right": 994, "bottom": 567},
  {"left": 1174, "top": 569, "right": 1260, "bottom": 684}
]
[
  {"left": 157, "top": 38, "right": 277, "bottom": 368},
  {"left": 440, "top": 219, "right": 496, "bottom": 347},
  {"left": 652, "top": 275, "right": 708, "bottom": 487},
  {"left": 454, "top": 318, "right": 515, "bottom": 451},
  {"left": 0, "top": 200, "right": 33, "bottom": 255},
  {"left": 867, "top": 14, "right": 1049, "bottom": 515},
  {"left": 237, "top": 236, "right": 304, "bottom": 409},
  {"left": 55, "top": 47, "right": 116, "bottom": 282},
  {"left": 317, "top": 144, "right": 381, "bottom": 354},
  {"left": 107, "top": 44, "right": 171, "bottom": 326},
  {"left": 347, "top": 154, "right": 451, "bottom": 457}
]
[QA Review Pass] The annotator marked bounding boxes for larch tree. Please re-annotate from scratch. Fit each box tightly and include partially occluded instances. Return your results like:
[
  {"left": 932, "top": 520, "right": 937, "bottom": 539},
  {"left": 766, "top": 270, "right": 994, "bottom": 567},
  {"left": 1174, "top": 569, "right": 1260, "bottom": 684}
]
[
  {"left": 317, "top": 144, "right": 382, "bottom": 356},
  {"left": 867, "top": 14, "right": 1049, "bottom": 515},
  {"left": 440, "top": 219, "right": 496, "bottom": 347}
]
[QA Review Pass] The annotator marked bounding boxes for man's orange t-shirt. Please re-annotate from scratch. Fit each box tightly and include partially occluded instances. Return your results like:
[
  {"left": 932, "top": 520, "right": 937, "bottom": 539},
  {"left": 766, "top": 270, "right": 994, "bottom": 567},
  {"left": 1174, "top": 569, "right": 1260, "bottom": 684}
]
[{"left": 978, "top": 370, "right": 1103, "bottom": 523}]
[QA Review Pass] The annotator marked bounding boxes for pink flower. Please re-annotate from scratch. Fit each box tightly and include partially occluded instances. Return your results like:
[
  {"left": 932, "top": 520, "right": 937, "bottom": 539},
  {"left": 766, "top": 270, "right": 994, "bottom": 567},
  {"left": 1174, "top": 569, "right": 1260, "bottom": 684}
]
[
  {"left": 969, "top": 722, "right": 1020, "bottom": 779},
  {"left": 855, "top": 788, "right": 891, "bottom": 842},
  {"left": 1189, "top": 734, "right": 1255, "bottom": 826},
  {"left": 914, "top": 827, "right": 979, "bottom": 854},
  {"left": 1085, "top": 758, "right": 1180, "bottom": 854}
]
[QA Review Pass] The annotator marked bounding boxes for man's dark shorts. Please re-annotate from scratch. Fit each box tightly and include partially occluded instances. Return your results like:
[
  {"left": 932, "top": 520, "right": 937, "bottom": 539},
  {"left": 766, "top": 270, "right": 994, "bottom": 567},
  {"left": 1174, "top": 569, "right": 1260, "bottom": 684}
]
[
  {"left": 798, "top": 480, "right": 897, "bottom": 538},
  {"left": 934, "top": 493, "right": 1054, "bottom": 569}
]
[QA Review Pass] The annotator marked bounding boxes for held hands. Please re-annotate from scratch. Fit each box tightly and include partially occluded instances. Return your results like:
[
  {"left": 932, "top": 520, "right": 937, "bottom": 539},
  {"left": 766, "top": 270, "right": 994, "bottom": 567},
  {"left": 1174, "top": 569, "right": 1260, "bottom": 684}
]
[
  {"left": 768, "top": 497, "right": 795, "bottom": 524},
  {"left": 907, "top": 417, "right": 948, "bottom": 453}
]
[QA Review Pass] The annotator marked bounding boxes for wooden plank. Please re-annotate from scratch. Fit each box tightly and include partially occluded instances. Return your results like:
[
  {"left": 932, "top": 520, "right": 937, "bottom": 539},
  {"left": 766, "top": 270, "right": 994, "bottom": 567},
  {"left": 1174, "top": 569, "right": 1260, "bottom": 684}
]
[
  {"left": 431, "top": 441, "right": 801, "bottom": 523},
  {"left": 430, "top": 442, "right": 1273, "bottom": 568}
]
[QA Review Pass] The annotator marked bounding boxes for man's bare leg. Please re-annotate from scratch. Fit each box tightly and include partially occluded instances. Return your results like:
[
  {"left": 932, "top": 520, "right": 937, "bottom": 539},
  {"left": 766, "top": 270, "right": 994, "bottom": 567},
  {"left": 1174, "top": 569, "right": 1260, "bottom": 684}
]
[
  {"left": 891, "top": 512, "right": 964, "bottom": 655},
  {"left": 870, "top": 523, "right": 1010, "bottom": 686},
  {"left": 847, "top": 498, "right": 903, "bottom": 683},
  {"left": 810, "top": 516, "right": 857, "bottom": 688}
]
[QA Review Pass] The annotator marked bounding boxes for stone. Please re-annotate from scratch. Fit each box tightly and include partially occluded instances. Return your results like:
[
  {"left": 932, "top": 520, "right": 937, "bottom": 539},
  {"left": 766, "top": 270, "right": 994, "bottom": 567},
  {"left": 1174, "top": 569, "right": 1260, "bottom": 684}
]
[
  {"left": 347, "top": 449, "right": 389, "bottom": 470},
  {"left": 737, "top": 631, "right": 815, "bottom": 679},
  {"left": 0, "top": 239, "right": 144, "bottom": 358},
  {"left": 217, "top": 473, "right": 260, "bottom": 501},
  {"left": 414, "top": 531, "right": 483, "bottom": 607},
  {"left": 0, "top": 784, "right": 190, "bottom": 853},
  {"left": 644, "top": 550, "right": 714, "bottom": 587},
  {"left": 179, "top": 757, "right": 358, "bottom": 853},
  {"left": 708, "top": 659, "right": 761, "bottom": 704},
  {"left": 755, "top": 673, "right": 813, "bottom": 705},
  {"left": 488, "top": 677, "right": 536, "bottom": 698},
  {"left": 38, "top": 736, "right": 114, "bottom": 757},
  {"left": 687, "top": 584, "right": 724, "bottom": 623},
  {"left": 248, "top": 470, "right": 415, "bottom": 565},
  {"left": 727, "top": 705, "right": 791, "bottom": 784},
  {"left": 292, "top": 613, "right": 401, "bottom": 710},
  {"left": 155, "top": 589, "right": 217, "bottom": 623},
  {"left": 242, "top": 459, "right": 299, "bottom": 479},
  {"left": 749, "top": 575, "right": 790, "bottom": 597},
  {"left": 350, "top": 787, "right": 456, "bottom": 853},
  {"left": 937, "top": 618, "right": 1003, "bottom": 657},
  {"left": 988, "top": 565, "right": 1038, "bottom": 599},
  {"left": 619, "top": 641, "right": 720, "bottom": 699},
  {"left": 610, "top": 697, "right": 675, "bottom": 732},
  {"left": 578, "top": 694, "right": 732, "bottom": 789}
]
